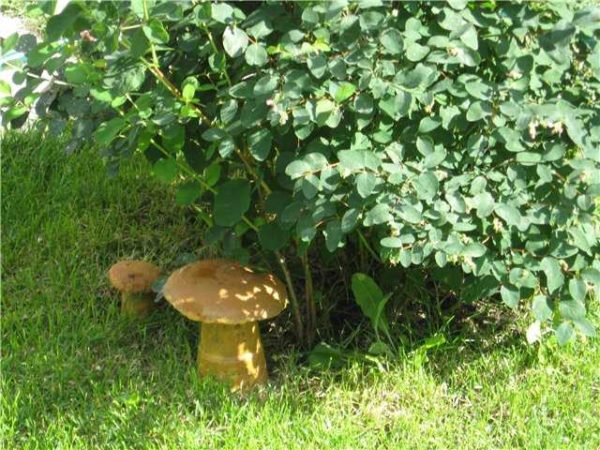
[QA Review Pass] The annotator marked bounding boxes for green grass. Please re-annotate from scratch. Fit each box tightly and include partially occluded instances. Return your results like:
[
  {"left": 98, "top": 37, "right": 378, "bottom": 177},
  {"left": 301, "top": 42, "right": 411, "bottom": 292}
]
[{"left": 2, "top": 131, "right": 599, "bottom": 449}]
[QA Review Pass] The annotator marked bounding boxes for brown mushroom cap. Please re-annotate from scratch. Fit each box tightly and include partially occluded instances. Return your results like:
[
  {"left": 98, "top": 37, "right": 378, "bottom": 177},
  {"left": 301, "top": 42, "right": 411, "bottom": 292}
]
[
  {"left": 162, "top": 259, "right": 288, "bottom": 324},
  {"left": 108, "top": 260, "right": 161, "bottom": 293}
]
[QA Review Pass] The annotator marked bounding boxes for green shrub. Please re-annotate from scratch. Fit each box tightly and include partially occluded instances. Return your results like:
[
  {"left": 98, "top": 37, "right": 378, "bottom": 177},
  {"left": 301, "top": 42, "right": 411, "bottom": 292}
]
[{"left": 2, "top": 0, "right": 599, "bottom": 346}]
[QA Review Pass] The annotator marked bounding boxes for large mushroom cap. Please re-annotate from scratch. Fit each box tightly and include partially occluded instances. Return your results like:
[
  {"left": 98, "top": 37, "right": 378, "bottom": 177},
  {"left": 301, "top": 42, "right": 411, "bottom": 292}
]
[
  {"left": 162, "top": 259, "right": 288, "bottom": 324},
  {"left": 108, "top": 260, "right": 161, "bottom": 293}
]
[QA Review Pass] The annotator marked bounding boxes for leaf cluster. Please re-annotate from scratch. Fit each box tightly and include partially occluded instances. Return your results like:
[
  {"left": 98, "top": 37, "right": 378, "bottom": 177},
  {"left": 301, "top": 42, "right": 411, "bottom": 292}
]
[{"left": 2, "top": 0, "right": 599, "bottom": 344}]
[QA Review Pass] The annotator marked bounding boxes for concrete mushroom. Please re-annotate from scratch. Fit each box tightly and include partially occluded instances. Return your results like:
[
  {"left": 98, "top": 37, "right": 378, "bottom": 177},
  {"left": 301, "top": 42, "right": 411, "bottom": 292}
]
[
  {"left": 162, "top": 259, "right": 288, "bottom": 390},
  {"left": 108, "top": 260, "right": 161, "bottom": 318}
]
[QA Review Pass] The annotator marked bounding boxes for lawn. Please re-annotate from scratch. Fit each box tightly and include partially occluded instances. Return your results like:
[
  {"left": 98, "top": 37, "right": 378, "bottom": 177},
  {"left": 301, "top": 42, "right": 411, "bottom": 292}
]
[{"left": 1, "top": 131, "right": 599, "bottom": 449}]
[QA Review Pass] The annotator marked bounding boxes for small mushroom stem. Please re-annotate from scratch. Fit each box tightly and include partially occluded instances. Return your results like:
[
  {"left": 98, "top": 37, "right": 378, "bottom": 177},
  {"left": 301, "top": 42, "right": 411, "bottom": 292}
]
[
  {"left": 197, "top": 322, "right": 268, "bottom": 390},
  {"left": 120, "top": 292, "right": 155, "bottom": 318}
]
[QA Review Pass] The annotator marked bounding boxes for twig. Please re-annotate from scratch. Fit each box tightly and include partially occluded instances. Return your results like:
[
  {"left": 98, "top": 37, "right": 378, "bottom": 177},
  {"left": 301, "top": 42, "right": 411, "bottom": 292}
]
[
  {"left": 301, "top": 252, "right": 316, "bottom": 347},
  {"left": 275, "top": 250, "right": 304, "bottom": 343}
]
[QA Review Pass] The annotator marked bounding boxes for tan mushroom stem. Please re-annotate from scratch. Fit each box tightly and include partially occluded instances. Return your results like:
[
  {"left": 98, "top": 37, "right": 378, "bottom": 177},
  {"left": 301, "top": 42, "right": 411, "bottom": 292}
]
[
  {"left": 198, "top": 322, "right": 267, "bottom": 390},
  {"left": 120, "top": 292, "right": 155, "bottom": 318}
]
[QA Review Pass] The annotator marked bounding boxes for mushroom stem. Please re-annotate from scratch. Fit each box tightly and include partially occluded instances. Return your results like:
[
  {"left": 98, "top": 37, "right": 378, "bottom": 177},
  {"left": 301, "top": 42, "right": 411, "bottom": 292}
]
[
  {"left": 198, "top": 322, "right": 268, "bottom": 390},
  {"left": 120, "top": 292, "right": 155, "bottom": 318}
]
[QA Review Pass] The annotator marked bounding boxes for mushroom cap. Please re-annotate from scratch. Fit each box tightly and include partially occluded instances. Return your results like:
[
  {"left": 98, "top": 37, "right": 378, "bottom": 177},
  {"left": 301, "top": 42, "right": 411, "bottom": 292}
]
[
  {"left": 108, "top": 260, "right": 161, "bottom": 293},
  {"left": 162, "top": 259, "right": 288, "bottom": 324}
]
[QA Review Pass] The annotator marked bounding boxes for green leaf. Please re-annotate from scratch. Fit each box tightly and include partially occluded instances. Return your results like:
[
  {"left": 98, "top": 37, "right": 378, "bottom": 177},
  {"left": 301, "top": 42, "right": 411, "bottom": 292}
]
[
  {"left": 555, "top": 322, "right": 574, "bottom": 346},
  {"left": 152, "top": 158, "right": 178, "bottom": 183},
  {"left": 472, "top": 192, "right": 495, "bottom": 218},
  {"left": 258, "top": 222, "right": 288, "bottom": 251},
  {"left": 356, "top": 172, "right": 376, "bottom": 198},
  {"left": 532, "top": 295, "right": 552, "bottom": 321},
  {"left": 378, "top": 93, "right": 411, "bottom": 120},
  {"left": 130, "top": 28, "right": 149, "bottom": 57},
  {"left": 415, "top": 171, "right": 439, "bottom": 201},
  {"left": 181, "top": 77, "right": 198, "bottom": 102},
  {"left": 581, "top": 268, "right": 600, "bottom": 286},
  {"left": 354, "top": 93, "right": 374, "bottom": 115},
  {"left": 397, "top": 205, "right": 421, "bottom": 224},
  {"left": 65, "top": 64, "right": 90, "bottom": 84},
  {"left": 540, "top": 257, "right": 564, "bottom": 294},
  {"left": 559, "top": 299, "right": 586, "bottom": 320},
  {"left": 211, "top": 3, "right": 234, "bottom": 24},
  {"left": 380, "top": 237, "right": 406, "bottom": 248},
  {"left": 463, "top": 243, "right": 487, "bottom": 258},
  {"left": 0, "top": 80, "right": 11, "bottom": 95},
  {"left": 175, "top": 182, "right": 201, "bottom": 206},
  {"left": 201, "top": 128, "right": 227, "bottom": 142},
  {"left": 204, "top": 163, "right": 221, "bottom": 187},
  {"left": 364, "top": 204, "right": 390, "bottom": 226},
  {"left": 573, "top": 318, "right": 596, "bottom": 337},
  {"left": 460, "top": 25, "right": 478, "bottom": 51},
  {"left": 95, "top": 117, "right": 125, "bottom": 146},
  {"left": 448, "top": 0, "right": 468, "bottom": 9},
  {"left": 223, "top": 26, "right": 248, "bottom": 58},
  {"left": 568, "top": 227, "right": 592, "bottom": 255},
  {"left": 307, "top": 54, "right": 327, "bottom": 78},
  {"left": 359, "top": 11, "right": 384, "bottom": 31},
  {"left": 466, "top": 101, "right": 491, "bottom": 122},
  {"left": 406, "top": 42, "right": 429, "bottom": 62},
  {"left": 465, "top": 81, "right": 492, "bottom": 101},
  {"left": 395, "top": 64, "right": 437, "bottom": 90},
  {"left": 495, "top": 204, "right": 521, "bottom": 227},
  {"left": 568, "top": 278, "right": 587, "bottom": 302},
  {"left": 500, "top": 285, "right": 519, "bottom": 309},
  {"left": 416, "top": 136, "right": 434, "bottom": 156},
  {"left": 285, "top": 160, "right": 311, "bottom": 179},
  {"left": 46, "top": 3, "right": 81, "bottom": 40},
  {"left": 379, "top": 28, "right": 403, "bottom": 54},
  {"left": 498, "top": 127, "right": 524, "bottom": 153},
  {"left": 324, "top": 219, "right": 342, "bottom": 252},
  {"left": 351, "top": 273, "right": 389, "bottom": 335},
  {"left": 297, "top": 214, "right": 317, "bottom": 243},
  {"left": 338, "top": 150, "right": 380, "bottom": 171},
  {"left": 3, "top": 106, "right": 28, "bottom": 122},
  {"left": 516, "top": 152, "right": 542, "bottom": 165},
  {"left": 220, "top": 100, "right": 238, "bottom": 124},
  {"left": 218, "top": 138, "right": 235, "bottom": 158},
  {"left": 214, "top": 179, "right": 251, "bottom": 226},
  {"left": 341, "top": 209, "right": 359, "bottom": 233},
  {"left": 253, "top": 75, "right": 278, "bottom": 96},
  {"left": 315, "top": 98, "right": 336, "bottom": 127},
  {"left": 245, "top": 43, "right": 268, "bottom": 66},
  {"left": 440, "top": 105, "right": 460, "bottom": 129},
  {"left": 332, "top": 82, "right": 357, "bottom": 103},
  {"left": 302, "top": 175, "right": 320, "bottom": 199},
  {"left": 247, "top": 129, "right": 272, "bottom": 161},
  {"left": 423, "top": 146, "right": 448, "bottom": 169},
  {"left": 143, "top": 19, "right": 169, "bottom": 44},
  {"left": 131, "top": 0, "right": 145, "bottom": 18}
]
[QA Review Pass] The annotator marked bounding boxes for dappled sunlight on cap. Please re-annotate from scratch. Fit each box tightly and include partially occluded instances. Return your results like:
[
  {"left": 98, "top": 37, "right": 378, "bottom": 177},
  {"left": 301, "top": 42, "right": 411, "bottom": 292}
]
[{"left": 162, "top": 259, "right": 288, "bottom": 324}]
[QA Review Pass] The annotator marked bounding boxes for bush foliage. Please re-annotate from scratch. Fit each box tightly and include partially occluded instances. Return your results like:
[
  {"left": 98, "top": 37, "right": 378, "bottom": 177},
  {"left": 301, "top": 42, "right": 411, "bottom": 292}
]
[{"left": 2, "top": 0, "right": 599, "bottom": 345}]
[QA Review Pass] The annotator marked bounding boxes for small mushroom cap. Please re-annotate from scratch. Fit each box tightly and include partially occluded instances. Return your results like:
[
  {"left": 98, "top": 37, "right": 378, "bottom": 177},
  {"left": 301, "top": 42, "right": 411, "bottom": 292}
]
[
  {"left": 108, "top": 260, "right": 161, "bottom": 293},
  {"left": 162, "top": 259, "right": 288, "bottom": 324}
]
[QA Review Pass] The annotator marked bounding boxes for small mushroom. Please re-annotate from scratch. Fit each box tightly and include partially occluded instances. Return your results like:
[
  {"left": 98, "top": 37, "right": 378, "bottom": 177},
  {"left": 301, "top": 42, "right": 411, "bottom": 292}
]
[
  {"left": 108, "top": 260, "right": 161, "bottom": 318},
  {"left": 162, "top": 259, "right": 288, "bottom": 390}
]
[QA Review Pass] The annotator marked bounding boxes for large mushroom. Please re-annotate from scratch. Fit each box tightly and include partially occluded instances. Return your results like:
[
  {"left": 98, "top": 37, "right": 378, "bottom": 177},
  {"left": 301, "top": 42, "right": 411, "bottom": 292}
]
[
  {"left": 108, "top": 260, "right": 161, "bottom": 318},
  {"left": 162, "top": 259, "right": 287, "bottom": 390}
]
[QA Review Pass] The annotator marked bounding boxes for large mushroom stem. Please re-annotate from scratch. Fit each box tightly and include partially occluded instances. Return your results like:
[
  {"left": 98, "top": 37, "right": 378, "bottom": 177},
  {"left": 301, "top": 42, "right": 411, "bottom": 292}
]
[
  {"left": 120, "top": 292, "right": 155, "bottom": 318},
  {"left": 197, "top": 322, "right": 268, "bottom": 390}
]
